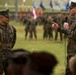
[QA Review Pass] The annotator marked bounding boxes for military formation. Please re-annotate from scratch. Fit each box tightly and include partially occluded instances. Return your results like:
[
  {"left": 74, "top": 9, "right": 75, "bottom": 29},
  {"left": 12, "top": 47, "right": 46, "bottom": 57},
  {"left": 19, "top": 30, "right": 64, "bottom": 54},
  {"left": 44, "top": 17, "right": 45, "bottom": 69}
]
[{"left": 23, "top": 10, "right": 69, "bottom": 41}]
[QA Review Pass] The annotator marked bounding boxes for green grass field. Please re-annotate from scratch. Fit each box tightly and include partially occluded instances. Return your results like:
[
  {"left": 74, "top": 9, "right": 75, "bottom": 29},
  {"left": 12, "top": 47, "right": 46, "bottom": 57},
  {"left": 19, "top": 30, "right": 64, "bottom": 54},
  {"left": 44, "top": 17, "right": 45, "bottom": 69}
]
[{"left": 8, "top": 21, "right": 68, "bottom": 75}]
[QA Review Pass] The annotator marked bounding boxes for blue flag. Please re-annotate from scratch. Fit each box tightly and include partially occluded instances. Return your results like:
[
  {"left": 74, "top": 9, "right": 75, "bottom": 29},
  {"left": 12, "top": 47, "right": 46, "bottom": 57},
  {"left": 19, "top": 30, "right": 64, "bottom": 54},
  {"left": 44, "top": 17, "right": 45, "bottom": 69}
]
[
  {"left": 39, "top": 1, "right": 45, "bottom": 10},
  {"left": 65, "top": 2, "right": 69, "bottom": 11},
  {"left": 50, "top": 0, "right": 53, "bottom": 8},
  {"left": 14, "top": 0, "right": 18, "bottom": 22},
  {"left": 14, "top": 0, "right": 18, "bottom": 7}
]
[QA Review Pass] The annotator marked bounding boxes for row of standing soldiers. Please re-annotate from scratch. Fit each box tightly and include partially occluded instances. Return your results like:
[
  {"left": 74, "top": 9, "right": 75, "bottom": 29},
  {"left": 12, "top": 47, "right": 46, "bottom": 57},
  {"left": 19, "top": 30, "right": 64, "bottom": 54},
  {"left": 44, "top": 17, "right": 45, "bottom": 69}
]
[{"left": 23, "top": 12, "right": 72, "bottom": 41}]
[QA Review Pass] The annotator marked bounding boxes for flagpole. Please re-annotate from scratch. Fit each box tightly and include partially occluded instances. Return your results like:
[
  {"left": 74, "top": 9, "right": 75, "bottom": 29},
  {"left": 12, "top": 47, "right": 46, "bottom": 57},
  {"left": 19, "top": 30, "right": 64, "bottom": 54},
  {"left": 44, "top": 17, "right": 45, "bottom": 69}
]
[
  {"left": 58, "top": 0, "right": 61, "bottom": 10},
  {"left": 15, "top": 0, "right": 18, "bottom": 22},
  {"left": 4, "top": 0, "right": 8, "bottom": 8},
  {"left": 6, "top": 0, "right": 8, "bottom": 4}
]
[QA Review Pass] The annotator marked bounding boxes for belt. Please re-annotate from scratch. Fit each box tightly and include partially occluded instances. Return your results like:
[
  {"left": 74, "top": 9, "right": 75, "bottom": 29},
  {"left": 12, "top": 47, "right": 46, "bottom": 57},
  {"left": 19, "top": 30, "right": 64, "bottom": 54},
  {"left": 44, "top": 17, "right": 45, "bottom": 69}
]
[{"left": 0, "top": 43, "right": 12, "bottom": 47}]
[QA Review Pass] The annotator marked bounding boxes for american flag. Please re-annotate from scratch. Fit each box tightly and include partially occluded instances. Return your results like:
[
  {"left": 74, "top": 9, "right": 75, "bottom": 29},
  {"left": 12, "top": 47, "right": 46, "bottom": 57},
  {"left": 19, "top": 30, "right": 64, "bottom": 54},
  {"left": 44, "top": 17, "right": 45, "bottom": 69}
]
[{"left": 32, "top": 6, "right": 37, "bottom": 19}]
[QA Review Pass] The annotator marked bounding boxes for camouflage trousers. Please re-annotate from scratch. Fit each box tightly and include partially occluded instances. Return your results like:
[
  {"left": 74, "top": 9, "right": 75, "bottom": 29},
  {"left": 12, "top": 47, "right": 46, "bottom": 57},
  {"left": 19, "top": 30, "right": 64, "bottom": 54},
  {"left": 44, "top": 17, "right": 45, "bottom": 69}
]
[
  {"left": 0, "top": 59, "right": 3, "bottom": 75},
  {"left": 66, "top": 48, "right": 76, "bottom": 75},
  {"left": 0, "top": 49, "right": 11, "bottom": 75},
  {"left": 55, "top": 31, "right": 63, "bottom": 41},
  {"left": 29, "top": 29, "right": 37, "bottom": 39}
]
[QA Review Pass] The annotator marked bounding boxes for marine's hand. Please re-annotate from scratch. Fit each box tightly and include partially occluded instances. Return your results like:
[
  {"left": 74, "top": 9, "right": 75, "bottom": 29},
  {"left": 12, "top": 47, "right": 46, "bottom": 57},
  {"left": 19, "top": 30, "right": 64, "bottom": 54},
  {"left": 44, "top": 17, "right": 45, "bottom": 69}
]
[
  {"left": 63, "top": 22, "right": 69, "bottom": 30},
  {"left": 52, "top": 22, "right": 59, "bottom": 30}
]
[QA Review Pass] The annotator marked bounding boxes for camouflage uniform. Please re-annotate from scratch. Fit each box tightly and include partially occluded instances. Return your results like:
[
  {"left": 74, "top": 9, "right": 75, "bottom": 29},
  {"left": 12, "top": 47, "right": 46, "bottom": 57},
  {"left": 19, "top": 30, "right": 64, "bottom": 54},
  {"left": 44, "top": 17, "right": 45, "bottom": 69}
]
[
  {"left": 66, "top": 19, "right": 76, "bottom": 75},
  {"left": 63, "top": 15, "right": 69, "bottom": 39},
  {"left": 0, "top": 9, "right": 16, "bottom": 75},
  {"left": 54, "top": 12, "right": 64, "bottom": 41},
  {"left": 24, "top": 16, "right": 31, "bottom": 39},
  {"left": 29, "top": 18, "right": 37, "bottom": 39},
  {"left": 36, "top": 16, "right": 44, "bottom": 25},
  {"left": 43, "top": 16, "right": 53, "bottom": 39},
  {"left": 58, "top": 18, "right": 76, "bottom": 75},
  {"left": 66, "top": 1, "right": 76, "bottom": 74}
]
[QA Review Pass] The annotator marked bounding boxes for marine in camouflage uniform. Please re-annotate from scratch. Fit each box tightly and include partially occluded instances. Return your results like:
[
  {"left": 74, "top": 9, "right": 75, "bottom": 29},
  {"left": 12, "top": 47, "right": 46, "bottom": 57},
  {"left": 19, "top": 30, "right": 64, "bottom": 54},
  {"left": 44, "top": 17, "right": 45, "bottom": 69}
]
[
  {"left": 54, "top": 12, "right": 64, "bottom": 41},
  {"left": 29, "top": 18, "right": 37, "bottom": 39},
  {"left": 36, "top": 14, "right": 46, "bottom": 25},
  {"left": 66, "top": 2, "right": 76, "bottom": 75},
  {"left": 52, "top": 1, "right": 76, "bottom": 74},
  {"left": 43, "top": 15, "right": 53, "bottom": 39},
  {"left": 24, "top": 16, "right": 31, "bottom": 39},
  {"left": 0, "top": 9, "right": 16, "bottom": 75}
]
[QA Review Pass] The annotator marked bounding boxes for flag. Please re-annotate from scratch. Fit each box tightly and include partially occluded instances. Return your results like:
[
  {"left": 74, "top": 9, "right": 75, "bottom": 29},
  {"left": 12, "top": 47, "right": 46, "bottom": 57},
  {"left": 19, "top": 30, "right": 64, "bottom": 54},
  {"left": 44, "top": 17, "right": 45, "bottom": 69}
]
[
  {"left": 32, "top": 0, "right": 36, "bottom": 9},
  {"left": 22, "top": 0, "right": 26, "bottom": 6},
  {"left": 14, "top": 0, "right": 18, "bottom": 7},
  {"left": 65, "top": 2, "right": 69, "bottom": 11},
  {"left": 39, "top": 1, "right": 45, "bottom": 10},
  {"left": 32, "top": 0, "right": 35, "bottom": 5},
  {"left": 19, "top": 8, "right": 23, "bottom": 20},
  {"left": 36, "top": 8, "right": 39, "bottom": 18},
  {"left": 4, "top": 0, "right": 8, "bottom": 7},
  {"left": 32, "top": 6, "right": 37, "bottom": 19},
  {"left": 14, "top": 0, "right": 18, "bottom": 22},
  {"left": 58, "top": 0, "right": 61, "bottom": 8},
  {"left": 39, "top": 8, "right": 43, "bottom": 16},
  {"left": 50, "top": 0, "right": 53, "bottom": 9}
]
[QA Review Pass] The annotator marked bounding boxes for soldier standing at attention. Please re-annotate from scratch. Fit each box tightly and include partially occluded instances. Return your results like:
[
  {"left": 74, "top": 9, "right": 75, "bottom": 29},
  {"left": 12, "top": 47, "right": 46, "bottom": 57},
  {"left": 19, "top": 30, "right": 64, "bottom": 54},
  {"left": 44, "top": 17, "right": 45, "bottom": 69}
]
[
  {"left": 24, "top": 16, "right": 31, "bottom": 39},
  {"left": 43, "top": 15, "right": 53, "bottom": 39},
  {"left": 23, "top": 12, "right": 33, "bottom": 39},
  {"left": 0, "top": 9, "right": 16, "bottom": 75},
  {"left": 52, "top": 0, "right": 76, "bottom": 75},
  {"left": 54, "top": 12, "right": 64, "bottom": 42},
  {"left": 29, "top": 17, "right": 37, "bottom": 39}
]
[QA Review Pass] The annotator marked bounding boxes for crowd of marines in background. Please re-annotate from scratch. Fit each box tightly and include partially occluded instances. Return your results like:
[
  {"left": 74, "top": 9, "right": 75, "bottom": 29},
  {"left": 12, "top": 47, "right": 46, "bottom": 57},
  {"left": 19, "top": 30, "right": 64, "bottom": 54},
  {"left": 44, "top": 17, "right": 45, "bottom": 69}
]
[{"left": 18, "top": 9, "right": 73, "bottom": 42}]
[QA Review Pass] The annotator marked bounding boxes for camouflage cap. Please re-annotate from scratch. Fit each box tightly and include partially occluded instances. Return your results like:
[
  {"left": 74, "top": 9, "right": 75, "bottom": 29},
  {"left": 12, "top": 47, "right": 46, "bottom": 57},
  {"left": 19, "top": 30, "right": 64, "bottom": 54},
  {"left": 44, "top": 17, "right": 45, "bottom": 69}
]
[
  {"left": 0, "top": 9, "right": 9, "bottom": 18},
  {"left": 9, "top": 49, "right": 30, "bottom": 64},
  {"left": 29, "top": 52, "right": 58, "bottom": 74}
]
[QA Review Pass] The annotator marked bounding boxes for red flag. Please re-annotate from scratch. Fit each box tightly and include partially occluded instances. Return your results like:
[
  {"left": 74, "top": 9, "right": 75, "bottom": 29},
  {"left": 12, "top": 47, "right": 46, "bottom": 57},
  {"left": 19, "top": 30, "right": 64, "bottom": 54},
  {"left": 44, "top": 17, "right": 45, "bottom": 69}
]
[
  {"left": 36, "top": 8, "right": 38, "bottom": 18},
  {"left": 19, "top": 8, "right": 23, "bottom": 20},
  {"left": 39, "top": 8, "right": 43, "bottom": 16}
]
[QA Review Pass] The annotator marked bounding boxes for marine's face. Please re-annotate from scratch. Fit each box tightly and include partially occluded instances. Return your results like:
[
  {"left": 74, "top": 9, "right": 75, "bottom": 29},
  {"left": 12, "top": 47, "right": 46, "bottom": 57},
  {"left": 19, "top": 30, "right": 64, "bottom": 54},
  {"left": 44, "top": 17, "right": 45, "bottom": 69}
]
[
  {"left": 0, "top": 15, "right": 9, "bottom": 23},
  {"left": 70, "top": 7, "right": 76, "bottom": 16}
]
